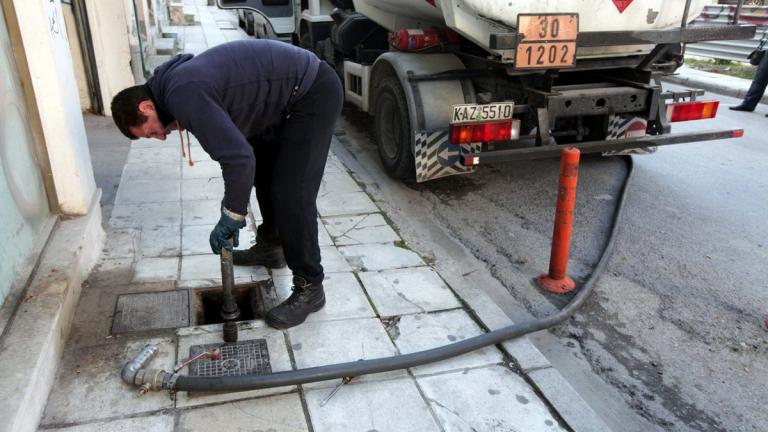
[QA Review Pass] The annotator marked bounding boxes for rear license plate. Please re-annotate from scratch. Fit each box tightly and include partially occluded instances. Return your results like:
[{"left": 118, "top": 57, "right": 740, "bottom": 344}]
[
  {"left": 515, "top": 13, "right": 578, "bottom": 70},
  {"left": 451, "top": 102, "right": 515, "bottom": 124}
]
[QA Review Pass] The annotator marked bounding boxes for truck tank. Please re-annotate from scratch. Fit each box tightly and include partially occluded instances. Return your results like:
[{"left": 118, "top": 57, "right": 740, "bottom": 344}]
[{"left": 352, "top": 0, "right": 709, "bottom": 59}]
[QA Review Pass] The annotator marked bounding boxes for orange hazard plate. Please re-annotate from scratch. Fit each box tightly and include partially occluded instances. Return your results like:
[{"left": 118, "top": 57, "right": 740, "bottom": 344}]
[{"left": 515, "top": 14, "right": 579, "bottom": 70}]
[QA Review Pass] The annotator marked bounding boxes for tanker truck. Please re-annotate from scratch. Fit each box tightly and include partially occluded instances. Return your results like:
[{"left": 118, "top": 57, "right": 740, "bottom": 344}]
[{"left": 218, "top": 0, "right": 755, "bottom": 182}]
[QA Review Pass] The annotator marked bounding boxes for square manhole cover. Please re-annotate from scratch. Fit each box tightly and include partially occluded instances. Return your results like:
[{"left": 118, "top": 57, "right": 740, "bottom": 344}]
[
  {"left": 112, "top": 290, "right": 190, "bottom": 333},
  {"left": 188, "top": 339, "right": 272, "bottom": 377}
]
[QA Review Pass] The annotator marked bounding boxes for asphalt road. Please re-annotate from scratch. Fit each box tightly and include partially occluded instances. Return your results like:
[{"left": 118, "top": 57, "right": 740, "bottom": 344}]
[{"left": 333, "top": 86, "right": 767, "bottom": 432}]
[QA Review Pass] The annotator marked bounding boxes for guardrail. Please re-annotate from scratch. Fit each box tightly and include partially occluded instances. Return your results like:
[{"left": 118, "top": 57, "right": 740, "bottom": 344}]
[{"left": 687, "top": 4, "right": 767, "bottom": 62}]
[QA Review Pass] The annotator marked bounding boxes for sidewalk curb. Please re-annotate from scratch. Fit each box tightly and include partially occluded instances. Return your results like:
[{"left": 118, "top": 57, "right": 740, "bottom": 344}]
[{"left": 661, "top": 66, "right": 768, "bottom": 105}]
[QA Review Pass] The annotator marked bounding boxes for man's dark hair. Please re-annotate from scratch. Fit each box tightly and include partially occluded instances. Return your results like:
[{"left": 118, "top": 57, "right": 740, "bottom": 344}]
[{"left": 111, "top": 85, "right": 151, "bottom": 139}]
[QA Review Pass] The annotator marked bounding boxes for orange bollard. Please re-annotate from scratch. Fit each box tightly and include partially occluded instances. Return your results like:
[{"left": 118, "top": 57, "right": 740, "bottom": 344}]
[{"left": 537, "top": 147, "right": 581, "bottom": 294}]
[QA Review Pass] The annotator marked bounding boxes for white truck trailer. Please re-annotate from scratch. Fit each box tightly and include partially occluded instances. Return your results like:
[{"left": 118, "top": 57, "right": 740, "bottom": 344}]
[{"left": 218, "top": 0, "right": 755, "bottom": 182}]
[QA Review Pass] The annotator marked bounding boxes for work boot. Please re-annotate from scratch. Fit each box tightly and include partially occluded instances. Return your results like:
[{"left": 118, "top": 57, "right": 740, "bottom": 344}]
[
  {"left": 232, "top": 236, "right": 286, "bottom": 268},
  {"left": 729, "top": 104, "right": 754, "bottom": 112},
  {"left": 266, "top": 276, "right": 325, "bottom": 329}
]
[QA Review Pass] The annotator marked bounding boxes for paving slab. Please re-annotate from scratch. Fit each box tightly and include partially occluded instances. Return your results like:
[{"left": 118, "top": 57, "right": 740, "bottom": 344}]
[
  {"left": 175, "top": 325, "right": 294, "bottom": 407},
  {"left": 109, "top": 201, "right": 181, "bottom": 229},
  {"left": 178, "top": 254, "right": 268, "bottom": 288},
  {"left": 137, "top": 225, "right": 181, "bottom": 258},
  {"left": 42, "top": 414, "right": 174, "bottom": 432},
  {"left": 182, "top": 177, "right": 224, "bottom": 201},
  {"left": 133, "top": 256, "right": 179, "bottom": 283},
  {"left": 177, "top": 393, "right": 308, "bottom": 431},
  {"left": 122, "top": 162, "right": 180, "bottom": 181},
  {"left": 181, "top": 160, "right": 222, "bottom": 179},
  {"left": 182, "top": 199, "right": 221, "bottom": 226},
  {"left": 129, "top": 138, "right": 160, "bottom": 149},
  {"left": 317, "top": 191, "right": 378, "bottom": 217},
  {"left": 114, "top": 179, "right": 180, "bottom": 205},
  {"left": 288, "top": 317, "right": 404, "bottom": 389},
  {"left": 273, "top": 272, "right": 375, "bottom": 323},
  {"left": 323, "top": 213, "right": 400, "bottom": 246},
  {"left": 181, "top": 224, "right": 215, "bottom": 255},
  {"left": 87, "top": 257, "right": 134, "bottom": 287},
  {"left": 391, "top": 310, "right": 504, "bottom": 376},
  {"left": 126, "top": 147, "right": 181, "bottom": 164},
  {"left": 101, "top": 228, "right": 139, "bottom": 260},
  {"left": 339, "top": 243, "right": 425, "bottom": 271},
  {"left": 319, "top": 171, "right": 362, "bottom": 194},
  {"left": 317, "top": 219, "right": 334, "bottom": 246},
  {"left": 417, "top": 366, "right": 565, "bottom": 432},
  {"left": 305, "top": 378, "right": 441, "bottom": 432},
  {"left": 274, "top": 246, "right": 352, "bottom": 277},
  {"left": 358, "top": 267, "right": 461, "bottom": 317},
  {"left": 323, "top": 156, "right": 345, "bottom": 174},
  {"left": 41, "top": 338, "right": 175, "bottom": 426}
]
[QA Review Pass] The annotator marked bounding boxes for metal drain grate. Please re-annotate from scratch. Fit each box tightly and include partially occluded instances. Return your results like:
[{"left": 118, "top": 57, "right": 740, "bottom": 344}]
[{"left": 188, "top": 339, "right": 272, "bottom": 377}]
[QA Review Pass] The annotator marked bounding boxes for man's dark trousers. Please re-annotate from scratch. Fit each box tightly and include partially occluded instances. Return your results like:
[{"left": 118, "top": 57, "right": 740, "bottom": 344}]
[
  {"left": 741, "top": 51, "right": 768, "bottom": 110},
  {"left": 248, "top": 62, "right": 343, "bottom": 284}
]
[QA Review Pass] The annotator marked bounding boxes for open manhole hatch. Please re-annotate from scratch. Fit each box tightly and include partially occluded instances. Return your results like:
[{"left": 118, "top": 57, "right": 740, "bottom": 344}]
[
  {"left": 188, "top": 339, "right": 272, "bottom": 378},
  {"left": 192, "top": 280, "right": 280, "bottom": 325}
]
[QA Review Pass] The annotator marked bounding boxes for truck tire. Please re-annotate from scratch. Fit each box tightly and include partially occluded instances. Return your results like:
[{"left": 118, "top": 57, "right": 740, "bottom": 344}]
[
  {"left": 375, "top": 77, "right": 415, "bottom": 180},
  {"left": 245, "top": 13, "right": 255, "bottom": 36}
]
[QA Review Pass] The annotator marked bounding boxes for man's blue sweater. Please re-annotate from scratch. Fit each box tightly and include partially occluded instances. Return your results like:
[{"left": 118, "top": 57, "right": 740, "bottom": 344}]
[{"left": 146, "top": 39, "right": 320, "bottom": 215}]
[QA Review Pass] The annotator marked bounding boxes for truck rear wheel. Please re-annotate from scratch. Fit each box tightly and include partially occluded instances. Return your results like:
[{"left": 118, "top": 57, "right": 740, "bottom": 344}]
[{"left": 375, "top": 77, "right": 415, "bottom": 180}]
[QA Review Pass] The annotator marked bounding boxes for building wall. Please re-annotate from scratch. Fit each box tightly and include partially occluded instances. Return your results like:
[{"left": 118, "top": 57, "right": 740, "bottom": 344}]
[
  {"left": 13, "top": 0, "right": 97, "bottom": 215},
  {"left": 84, "top": 0, "right": 136, "bottom": 116},
  {"left": 61, "top": 3, "right": 90, "bottom": 111},
  {"left": 0, "top": 0, "right": 53, "bottom": 314}
]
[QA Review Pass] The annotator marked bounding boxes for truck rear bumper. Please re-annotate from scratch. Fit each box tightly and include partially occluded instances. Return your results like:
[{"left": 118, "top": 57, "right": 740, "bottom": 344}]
[{"left": 460, "top": 129, "right": 743, "bottom": 165}]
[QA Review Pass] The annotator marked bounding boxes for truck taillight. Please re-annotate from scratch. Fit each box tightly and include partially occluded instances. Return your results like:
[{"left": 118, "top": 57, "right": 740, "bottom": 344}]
[
  {"left": 450, "top": 119, "right": 521, "bottom": 145},
  {"left": 666, "top": 100, "right": 719, "bottom": 122}
]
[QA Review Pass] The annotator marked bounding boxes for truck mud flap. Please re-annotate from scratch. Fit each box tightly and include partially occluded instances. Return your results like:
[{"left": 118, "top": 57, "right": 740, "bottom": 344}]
[
  {"left": 415, "top": 131, "right": 480, "bottom": 182},
  {"left": 603, "top": 114, "right": 657, "bottom": 156}
]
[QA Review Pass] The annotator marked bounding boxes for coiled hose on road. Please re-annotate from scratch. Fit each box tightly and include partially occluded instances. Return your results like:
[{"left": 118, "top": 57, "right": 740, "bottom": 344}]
[{"left": 127, "top": 155, "right": 634, "bottom": 393}]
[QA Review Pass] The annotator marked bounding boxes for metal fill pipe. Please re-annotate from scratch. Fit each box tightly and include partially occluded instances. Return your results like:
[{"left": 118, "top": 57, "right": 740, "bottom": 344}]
[{"left": 220, "top": 245, "right": 240, "bottom": 343}]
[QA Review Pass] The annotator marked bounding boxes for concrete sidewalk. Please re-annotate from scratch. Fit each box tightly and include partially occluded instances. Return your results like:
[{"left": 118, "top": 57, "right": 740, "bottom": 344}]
[{"left": 36, "top": 2, "right": 608, "bottom": 431}]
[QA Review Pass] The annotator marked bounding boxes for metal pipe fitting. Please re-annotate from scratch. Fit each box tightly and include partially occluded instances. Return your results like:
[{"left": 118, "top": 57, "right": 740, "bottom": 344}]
[
  {"left": 220, "top": 245, "right": 240, "bottom": 343},
  {"left": 134, "top": 369, "right": 175, "bottom": 395},
  {"left": 121, "top": 344, "right": 159, "bottom": 385}
]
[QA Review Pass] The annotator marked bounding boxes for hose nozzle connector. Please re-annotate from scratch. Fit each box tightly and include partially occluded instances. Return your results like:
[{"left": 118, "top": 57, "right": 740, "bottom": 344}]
[{"left": 134, "top": 369, "right": 176, "bottom": 395}]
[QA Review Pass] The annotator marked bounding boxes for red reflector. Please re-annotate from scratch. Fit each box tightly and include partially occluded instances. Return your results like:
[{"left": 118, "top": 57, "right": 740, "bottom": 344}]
[
  {"left": 666, "top": 100, "right": 719, "bottom": 122},
  {"left": 450, "top": 120, "right": 519, "bottom": 145},
  {"left": 462, "top": 155, "right": 480, "bottom": 166},
  {"left": 732, "top": 129, "right": 744, "bottom": 138}
]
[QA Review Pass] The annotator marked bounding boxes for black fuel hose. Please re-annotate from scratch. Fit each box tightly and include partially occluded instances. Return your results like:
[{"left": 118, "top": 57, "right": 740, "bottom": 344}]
[{"left": 172, "top": 156, "right": 634, "bottom": 392}]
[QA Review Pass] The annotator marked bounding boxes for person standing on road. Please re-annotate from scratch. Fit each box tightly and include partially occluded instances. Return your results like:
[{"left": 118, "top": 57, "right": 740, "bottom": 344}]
[
  {"left": 110, "top": 39, "right": 343, "bottom": 329},
  {"left": 730, "top": 34, "right": 768, "bottom": 115}
]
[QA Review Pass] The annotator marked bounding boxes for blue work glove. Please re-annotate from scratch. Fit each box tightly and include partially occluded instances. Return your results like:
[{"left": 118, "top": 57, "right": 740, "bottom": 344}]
[{"left": 209, "top": 206, "right": 246, "bottom": 254}]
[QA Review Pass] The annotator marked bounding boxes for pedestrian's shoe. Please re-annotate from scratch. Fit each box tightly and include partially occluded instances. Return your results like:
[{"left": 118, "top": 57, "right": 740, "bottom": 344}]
[
  {"left": 232, "top": 236, "right": 286, "bottom": 268},
  {"left": 266, "top": 276, "right": 325, "bottom": 329},
  {"left": 729, "top": 105, "right": 754, "bottom": 112}
]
